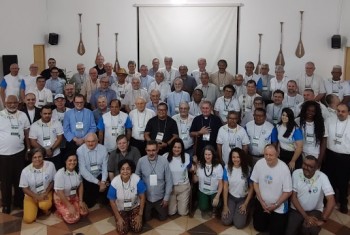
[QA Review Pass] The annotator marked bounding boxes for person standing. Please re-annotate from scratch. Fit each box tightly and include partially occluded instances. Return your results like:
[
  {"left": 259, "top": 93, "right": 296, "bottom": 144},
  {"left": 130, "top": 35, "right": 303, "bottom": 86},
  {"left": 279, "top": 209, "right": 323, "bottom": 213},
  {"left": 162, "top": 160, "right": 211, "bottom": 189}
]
[
  {"left": 0, "top": 95, "right": 30, "bottom": 214},
  {"left": 135, "top": 140, "right": 173, "bottom": 221},
  {"left": 323, "top": 103, "right": 350, "bottom": 213}
]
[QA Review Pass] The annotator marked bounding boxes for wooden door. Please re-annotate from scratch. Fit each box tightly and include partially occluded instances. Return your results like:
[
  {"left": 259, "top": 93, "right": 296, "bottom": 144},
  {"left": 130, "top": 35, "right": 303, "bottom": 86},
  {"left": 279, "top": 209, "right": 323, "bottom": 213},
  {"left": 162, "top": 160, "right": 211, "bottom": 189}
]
[{"left": 33, "top": 45, "right": 45, "bottom": 72}]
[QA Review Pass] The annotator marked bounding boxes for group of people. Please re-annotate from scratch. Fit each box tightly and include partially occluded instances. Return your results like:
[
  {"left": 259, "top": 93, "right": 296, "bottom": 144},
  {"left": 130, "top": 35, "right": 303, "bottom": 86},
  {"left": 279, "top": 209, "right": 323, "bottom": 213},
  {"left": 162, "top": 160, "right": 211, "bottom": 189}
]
[{"left": 0, "top": 55, "right": 349, "bottom": 235}]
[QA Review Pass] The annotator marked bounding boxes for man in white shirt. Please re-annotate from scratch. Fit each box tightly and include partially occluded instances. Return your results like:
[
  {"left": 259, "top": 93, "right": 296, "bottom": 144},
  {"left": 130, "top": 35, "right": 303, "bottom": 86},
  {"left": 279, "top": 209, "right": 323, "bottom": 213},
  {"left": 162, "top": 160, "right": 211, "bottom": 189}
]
[
  {"left": 126, "top": 60, "right": 141, "bottom": 83},
  {"left": 0, "top": 95, "right": 30, "bottom": 213},
  {"left": 97, "top": 99, "right": 132, "bottom": 152},
  {"left": 111, "top": 67, "right": 131, "bottom": 102},
  {"left": 139, "top": 64, "right": 155, "bottom": 91},
  {"left": 323, "top": 65, "right": 350, "bottom": 105},
  {"left": 238, "top": 80, "right": 261, "bottom": 116},
  {"left": 29, "top": 76, "right": 53, "bottom": 108},
  {"left": 191, "top": 58, "right": 209, "bottom": 85},
  {"left": 245, "top": 108, "right": 274, "bottom": 164},
  {"left": 217, "top": 111, "right": 250, "bottom": 164},
  {"left": 285, "top": 155, "right": 335, "bottom": 235},
  {"left": 172, "top": 102, "right": 195, "bottom": 156},
  {"left": 122, "top": 77, "right": 150, "bottom": 113},
  {"left": 323, "top": 103, "right": 350, "bottom": 213},
  {"left": 20, "top": 63, "right": 39, "bottom": 101},
  {"left": 214, "top": 84, "right": 240, "bottom": 124},
  {"left": 129, "top": 97, "right": 155, "bottom": 156},
  {"left": 243, "top": 61, "right": 261, "bottom": 87},
  {"left": 0, "top": 63, "right": 22, "bottom": 105},
  {"left": 270, "top": 65, "right": 289, "bottom": 96},
  {"left": 282, "top": 80, "right": 304, "bottom": 116},
  {"left": 324, "top": 94, "right": 340, "bottom": 120},
  {"left": 158, "top": 57, "right": 180, "bottom": 86},
  {"left": 148, "top": 71, "right": 171, "bottom": 101},
  {"left": 296, "top": 62, "right": 325, "bottom": 102},
  {"left": 266, "top": 90, "right": 285, "bottom": 125},
  {"left": 251, "top": 144, "right": 292, "bottom": 235},
  {"left": 29, "top": 105, "right": 64, "bottom": 170}
]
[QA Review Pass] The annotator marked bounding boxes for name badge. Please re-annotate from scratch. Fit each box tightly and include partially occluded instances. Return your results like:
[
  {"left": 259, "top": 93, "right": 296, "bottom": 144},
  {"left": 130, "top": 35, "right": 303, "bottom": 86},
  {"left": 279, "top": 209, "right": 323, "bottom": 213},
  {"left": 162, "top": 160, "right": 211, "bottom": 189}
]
[
  {"left": 181, "top": 134, "right": 188, "bottom": 141},
  {"left": 262, "top": 86, "right": 268, "bottom": 91},
  {"left": 203, "top": 177, "right": 212, "bottom": 190},
  {"left": 43, "top": 137, "right": 52, "bottom": 147},
  {"left": 334, "top": 139, "right": 342, "bottom": 145},
  {"left": 150, "top": 174, "right": 157, "bottom": 186},
  {"left": 202, "top": 133, "right": 210, "bottom": 141},
  {"left": 36, "top": 182, "right": 44, "bottom": 193},
  {"left": 90, "top": 164, "right": 98, "bottom": 172},
  {"left": 124, "top": 199, "right": 132, "bottom": 211},
  {"left": 306, "top": 134, "right": 315, "bottom": 143},
  {"left": 39, "top": 99, "right": 44, "bottom": 102},
  {"left": 222, "top": 110, "right": 228, "bottom": 116},
  {"left": 70, "top": 186, "right": 77, "bottom": 196},
  {"left": 229, "top": 143, "right": 236, "bottom": 149},
  {"left": 335, "top": 133, "right": 343, "bottom": 138},
  {"left": 76, "top": 122, "right": 84, "bottom": 130},
  {"left": 252, "top": 137, "right": 259, "bottom": 146},
  {"left": 219, "top": 86, "right": 223, "bottom": 91},
  {"left": 139, "top": 131, "right": 145, "bottom": 136},
  {"left": 155, "top": 132, "right": 164, "bottom": 142},
  {"left": 175, "top": 106, "right": 179, "bottom": 113}
]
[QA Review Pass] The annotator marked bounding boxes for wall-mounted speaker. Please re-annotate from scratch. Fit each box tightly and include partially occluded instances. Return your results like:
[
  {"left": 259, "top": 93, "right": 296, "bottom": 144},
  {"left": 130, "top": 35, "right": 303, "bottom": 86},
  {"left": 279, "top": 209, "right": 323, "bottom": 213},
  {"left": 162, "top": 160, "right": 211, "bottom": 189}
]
[
  {"left": 331, "top": 35, "right": 341, "bottom": 49},
  {"left": 48, "top": 33, "right": 59, "bottom": 45},
  {"left": 2, "top": 55, "right": 18, "bottom": 75}
]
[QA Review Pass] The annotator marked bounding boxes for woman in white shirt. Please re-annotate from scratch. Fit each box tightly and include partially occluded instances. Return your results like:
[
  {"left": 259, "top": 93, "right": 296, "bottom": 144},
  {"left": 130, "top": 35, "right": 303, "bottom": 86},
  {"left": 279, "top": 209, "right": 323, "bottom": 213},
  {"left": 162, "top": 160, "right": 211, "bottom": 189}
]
[
  {"left": 54, "top": 154, "right": 88, "bottom": 224},
  {"left": 272, "top": 108, "right": 303, "bottom": 171},
  {"left": 222, "top": 148, "right": 254, "bottom": 229},
  {"left": 163, "top": 138, "right": 192, "bottom": 216},
  {"left": 193, "top": 145, "right": 223, "bottom": 218},
  {"left": 19, "top": 147, "right": 56, "bottom": 223}
]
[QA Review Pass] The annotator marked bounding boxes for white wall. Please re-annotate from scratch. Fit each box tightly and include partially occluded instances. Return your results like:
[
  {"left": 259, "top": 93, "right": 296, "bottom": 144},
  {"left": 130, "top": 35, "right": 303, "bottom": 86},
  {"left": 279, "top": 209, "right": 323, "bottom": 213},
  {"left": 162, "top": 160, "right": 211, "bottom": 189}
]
[
  {"left": 0, "top": 0, "right": 349, "bottom": 80},
  {"left": 0, "top": 0, "right": 48, "bottom": 76}
]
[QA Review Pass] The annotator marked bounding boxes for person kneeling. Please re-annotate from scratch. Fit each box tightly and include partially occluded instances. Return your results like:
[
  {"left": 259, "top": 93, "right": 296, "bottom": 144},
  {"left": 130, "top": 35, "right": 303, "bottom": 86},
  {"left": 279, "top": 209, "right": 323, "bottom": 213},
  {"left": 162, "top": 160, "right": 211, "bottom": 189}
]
[
  {"left": 108, "top": 159, "right": 146, "bottom": 235},
  {"left": 54, "top": 154, "right": 88, "bottom": 223},
  {"left": 19, "top": 148, "right": 56, "bottom": 223}
]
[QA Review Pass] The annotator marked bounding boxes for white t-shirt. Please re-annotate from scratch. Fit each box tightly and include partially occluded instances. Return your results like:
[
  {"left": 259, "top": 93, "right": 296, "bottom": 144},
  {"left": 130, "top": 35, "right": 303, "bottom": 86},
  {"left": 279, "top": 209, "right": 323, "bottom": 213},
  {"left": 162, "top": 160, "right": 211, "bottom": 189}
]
[
  {"left": 226, "top": 165, "right": 251, "bottom": 198},
  {"left": 296, "top": 73, "right": 325, "bottom": 96},
  {"left": 295, "top": 119, "right": 323, "bottom": 157},
  {"left": 197, "top": 164, "right": 223, "bottom": 195},
  {"left": 22, "top": 75, "right": 38, "bottom": 92},
  {"left": 270, "top": 76, "right": 290, "bottom": 96},
  {"left": 274, "top": 125, "right": 303, "bottom": 151},
  {"left": 54, "top": 168, "right": 82, "bottom": 197},
  {"left": 30, "top": 87, "right": 53, "bottom": 108},
  {"left": 122, "top": 89, "right": 150, "bottom": 111},
  {"left": 172, "top": 114, "right": 195, "bottom": 150},
  {"left": 0, "top": 110, "right": 30, "bottom": 155},
  {"left": 52, "top": 108, "right": 70, "bottom": 126},
  {"left": 188, "top": 101, "right": 202, "bottom": 117},
  {"left": 100, "top": 111, "right": 131, "bottom": 152},
  {"left": 245, "top": 121, "right": 274, "bottom": 156},
  {"left": 325, "top": 116, "right": 350, "bottom": 154},
  {"left": 291, "top": 169, "right": 334, "bottom": 212},
  {"left": 214, "top": 96, "right": 240, "bottom": 122},
  {"left": 282, "top": 94, "right": 304, "bottom": 116},
  {"left": 1, "top": 74, "right": 22, "bottom": 98},
  {"left": 129, "top": 108, "right": 155, "bottom": 140},
  {"left": 19, "top": 161, "right": 56, "bottom": 193},
  {"left": 110, "top": 82, "right": 132, "bottom": 101},
  {"left": 164, "top": 152, "right": 191, "bottom": 185},
  {"left": 250, "top": 159, "right": 292, "bottom": 214},
  {"left": 324, "top": 79, "right": 350, "bottom": 101},
  {"left": 216, "top": 124, "right": 250, "bottom": 164},
  {"left": 29, "top": 119, "right": 64, "bottom": 157}
]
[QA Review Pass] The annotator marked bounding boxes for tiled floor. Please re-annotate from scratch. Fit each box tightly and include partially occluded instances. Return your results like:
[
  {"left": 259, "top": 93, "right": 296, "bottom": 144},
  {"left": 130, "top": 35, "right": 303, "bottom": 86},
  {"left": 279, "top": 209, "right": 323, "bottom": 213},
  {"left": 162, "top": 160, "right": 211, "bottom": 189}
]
[{"left": 1, "top": 203, "right": 350, "bottom": 235}]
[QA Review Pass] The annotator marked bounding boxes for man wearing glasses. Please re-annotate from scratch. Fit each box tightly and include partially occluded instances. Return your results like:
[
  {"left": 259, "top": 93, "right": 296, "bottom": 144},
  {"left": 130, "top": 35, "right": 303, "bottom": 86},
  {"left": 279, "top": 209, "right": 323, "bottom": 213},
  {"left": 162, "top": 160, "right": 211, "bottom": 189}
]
[{"left": 45, "top": 67, "right": 66, "bottom": 99}]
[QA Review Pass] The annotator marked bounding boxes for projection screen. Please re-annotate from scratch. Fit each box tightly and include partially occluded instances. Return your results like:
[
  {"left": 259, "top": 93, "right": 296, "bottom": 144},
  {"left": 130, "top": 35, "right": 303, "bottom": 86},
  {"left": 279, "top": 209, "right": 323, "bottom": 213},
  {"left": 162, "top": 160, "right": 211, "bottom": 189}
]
[{"left": 136, "top": 4, "right": 240, "bottom": 74}]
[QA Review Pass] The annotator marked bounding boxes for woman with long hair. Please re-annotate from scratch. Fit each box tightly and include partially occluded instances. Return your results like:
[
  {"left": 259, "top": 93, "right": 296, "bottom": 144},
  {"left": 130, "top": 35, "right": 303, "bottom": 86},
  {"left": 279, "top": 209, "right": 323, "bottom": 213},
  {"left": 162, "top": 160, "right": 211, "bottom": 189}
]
[
  {"left": 54, "top": 154, "right": 88, "bottom": 224},
  {"left": 163, "top": 138, "right": 192, "bottom": 216},
  {"left": 297, "top": 101, "right": 325, "bottom": 165},
  {"left": 222, "top": 148, "right": 254, "bottom": 229},
  {"left": 272, "top": 107, "right": 303, "bottom": 171},
  {"left": 193, "top": 145, "right": 223, "bottom": 218}
]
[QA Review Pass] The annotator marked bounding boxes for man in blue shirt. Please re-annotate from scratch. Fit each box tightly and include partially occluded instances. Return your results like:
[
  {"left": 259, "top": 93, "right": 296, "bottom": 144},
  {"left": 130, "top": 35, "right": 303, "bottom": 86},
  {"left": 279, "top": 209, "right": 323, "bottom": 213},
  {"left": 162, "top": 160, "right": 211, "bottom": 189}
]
[
  {"left": 90, "top": 76, "right": 117, "bottom": 110},
  {"left": 63, "top": 94, "right": 96, "bottom": 159}
]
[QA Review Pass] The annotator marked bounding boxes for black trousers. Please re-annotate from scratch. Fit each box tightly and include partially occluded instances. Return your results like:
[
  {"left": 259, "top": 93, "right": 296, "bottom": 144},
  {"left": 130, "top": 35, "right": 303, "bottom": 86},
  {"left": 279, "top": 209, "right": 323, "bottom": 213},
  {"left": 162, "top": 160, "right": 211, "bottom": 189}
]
[
  {"left": 253, "top": 198, "right": 288, "bottom": 235},
  {"left": 280, "top": 148, "right": 302, "bottom": 170},
  {"left": 82, "top": 175, "right": 109, "bottom": 208},
  {"left": 0, "top": 150, "right": 25, "bottom": 208},
  {"left": 324, "top": 148, "right": 350, "bottom": 206}
]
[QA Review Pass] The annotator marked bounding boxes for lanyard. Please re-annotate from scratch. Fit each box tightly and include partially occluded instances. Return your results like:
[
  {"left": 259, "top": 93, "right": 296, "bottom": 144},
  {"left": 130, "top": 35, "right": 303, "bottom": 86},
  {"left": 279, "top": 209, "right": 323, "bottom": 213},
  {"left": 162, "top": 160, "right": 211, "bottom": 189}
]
[
  {"left": 88, "top": 150, "right": 98, "bottom": 165},
  {"left": 204, "top": 164, "right": 213, "bottom": 177},
  {"left": 304, "top": 74, "right": 314, "bottom": 88},
  {"left": 223, "top": 97, "right": 233, "bottom": 110},
  {"left": 157, "top": 118, "right": 168, "bottom": 133},
  {"left": 148, "top": 157, "right": 158, "bottom": 174},
  {"left": 137, "top": 110, "right": 147, "bottom": 127}
]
